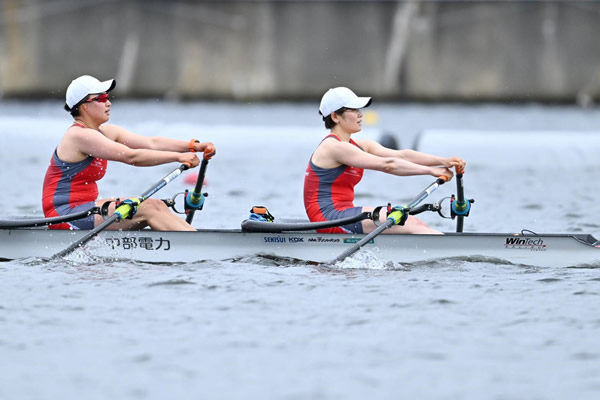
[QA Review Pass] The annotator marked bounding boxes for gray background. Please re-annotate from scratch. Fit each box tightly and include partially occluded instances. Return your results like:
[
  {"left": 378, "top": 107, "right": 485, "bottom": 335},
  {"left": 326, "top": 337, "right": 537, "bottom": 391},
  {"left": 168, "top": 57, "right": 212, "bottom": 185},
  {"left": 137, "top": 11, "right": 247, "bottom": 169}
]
[{"left": 1, "top": 0, "right": 600, "bottom": 102}]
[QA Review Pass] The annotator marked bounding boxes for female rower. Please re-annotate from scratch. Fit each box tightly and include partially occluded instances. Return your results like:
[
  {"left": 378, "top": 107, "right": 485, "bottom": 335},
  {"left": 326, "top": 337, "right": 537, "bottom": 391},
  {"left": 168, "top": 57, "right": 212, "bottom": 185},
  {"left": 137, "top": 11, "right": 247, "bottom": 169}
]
[
  {"left": 42, "top": 75, "right": 216, "bottom": 231},
  {"left": 304, "top": 86, "right": 465, "bottom": 234}
]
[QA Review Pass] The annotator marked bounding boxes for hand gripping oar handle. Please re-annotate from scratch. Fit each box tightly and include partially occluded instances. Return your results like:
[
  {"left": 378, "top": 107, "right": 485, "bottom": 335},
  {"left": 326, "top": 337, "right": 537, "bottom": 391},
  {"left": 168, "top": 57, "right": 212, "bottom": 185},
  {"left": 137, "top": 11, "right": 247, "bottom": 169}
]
[
  {"left": 331, "top": 176, "right": 448, "bottom": 264},
  {"left": 185, "top": 157, "right": 209, "bottom": 224},
  {"left": 52, "top": 164, "right": 190, "bottom": 259}
]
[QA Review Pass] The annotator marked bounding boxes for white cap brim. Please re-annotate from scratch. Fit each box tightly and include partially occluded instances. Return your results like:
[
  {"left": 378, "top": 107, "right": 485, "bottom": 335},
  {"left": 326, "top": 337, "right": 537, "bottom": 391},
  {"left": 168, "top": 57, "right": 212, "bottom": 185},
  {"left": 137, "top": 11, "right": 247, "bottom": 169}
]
[
  {"left": 319, "top": 87, "right": 372, "bottom": 117},
  {"left": 92, "top": 79, "right": 116, "bottom": 95},
  {"left": 344, "top": 96, "right": 372, "bottom": 110},
  {"left": 65, "top": 75, "right": 116, "bottom": 110}
]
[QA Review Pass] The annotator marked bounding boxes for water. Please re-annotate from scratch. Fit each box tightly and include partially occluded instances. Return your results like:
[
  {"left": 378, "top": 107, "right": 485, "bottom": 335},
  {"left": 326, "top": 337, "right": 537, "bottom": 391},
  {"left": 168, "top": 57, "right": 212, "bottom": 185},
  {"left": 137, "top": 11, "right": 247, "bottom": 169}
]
[{"left": 1, "top": 100, "right": 600, "bottom": 399}]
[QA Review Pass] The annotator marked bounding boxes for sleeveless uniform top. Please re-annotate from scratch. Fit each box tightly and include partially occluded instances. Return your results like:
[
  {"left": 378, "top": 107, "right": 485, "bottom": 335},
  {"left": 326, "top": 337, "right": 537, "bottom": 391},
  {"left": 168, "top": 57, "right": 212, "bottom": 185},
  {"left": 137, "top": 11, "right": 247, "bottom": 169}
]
[
  {"left": 303, "top": 134, "right": 364, "bottom": 233},
  {"left": 42, "top": 123, "right": 108, "bottom": 229}
]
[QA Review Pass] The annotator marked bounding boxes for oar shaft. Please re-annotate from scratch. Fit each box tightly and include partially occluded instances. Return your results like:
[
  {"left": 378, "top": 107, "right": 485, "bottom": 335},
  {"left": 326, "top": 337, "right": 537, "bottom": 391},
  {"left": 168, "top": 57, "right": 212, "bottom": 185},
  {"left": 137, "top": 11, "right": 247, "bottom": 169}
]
[
  {"left": 332, "top": 218, "right": 395, "bottom": 263},
  {"left": 456, "top": 173, "right": 465, "bottom": 203},
  {"left": 456, "top": 173, "right": 465, "bottom": 232},
  {"left": 330, "top": 177, "right": 447, "bottom": 264},
  {"left": 52, "top": 214, "right": 120, "bottom": 259},
  {"left": 52, "top": 164, "right": 189, "bottom": 259},
  {"left": 141, "top": 165, "right": 188, "bottom": 200},
  {"left": 186, "top": 159, "right": 209, "bottom": 224},
  {"left": 407, "top": 178, "right": 446, "bottom": 209},
  {"left": 191, "top": 159, "right": 209, "bottom": 196}
]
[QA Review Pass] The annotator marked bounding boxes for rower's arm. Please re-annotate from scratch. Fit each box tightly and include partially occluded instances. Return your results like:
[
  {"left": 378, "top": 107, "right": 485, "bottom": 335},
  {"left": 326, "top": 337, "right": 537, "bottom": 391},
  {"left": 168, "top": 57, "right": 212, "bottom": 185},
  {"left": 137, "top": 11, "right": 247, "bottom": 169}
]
[
  {"left": 102, "top": 124, "right": 213, "bottom": 154},
  {"left": 73, "top": 128, "right": 199, "bottom": 167},
  {"left": 326, "top": 140, "right": 443, "bottom": 177},
  {"left": 357, "top": 139, "right": 465, "bottom": 170}
]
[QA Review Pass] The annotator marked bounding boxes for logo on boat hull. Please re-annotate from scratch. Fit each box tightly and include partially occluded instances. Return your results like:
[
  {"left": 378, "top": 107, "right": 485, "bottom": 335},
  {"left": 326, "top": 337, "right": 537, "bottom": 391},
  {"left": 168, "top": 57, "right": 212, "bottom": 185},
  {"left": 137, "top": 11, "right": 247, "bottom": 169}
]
[
  {"left": 343, "top": 238, "right": 374, "bottom": 244},
  {"left": 264, "top": 236, "right": 305, "bottom": 243},
  {"left": 308, "top": 237, "right": 340, "bottom": 243},
  {"left": 504, "top": 237, "right": 546, "bottom": 251}
]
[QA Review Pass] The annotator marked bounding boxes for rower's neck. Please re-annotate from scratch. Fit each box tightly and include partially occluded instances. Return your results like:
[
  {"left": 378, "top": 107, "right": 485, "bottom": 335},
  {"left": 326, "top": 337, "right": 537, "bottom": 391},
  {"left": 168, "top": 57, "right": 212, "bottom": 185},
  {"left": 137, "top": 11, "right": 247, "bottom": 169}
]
[
  {"left": 74, "top": 117, "right": 99, "bottom": 130},
  {"left": 331, "top": 128, "right": 352, "bottom": 142}
]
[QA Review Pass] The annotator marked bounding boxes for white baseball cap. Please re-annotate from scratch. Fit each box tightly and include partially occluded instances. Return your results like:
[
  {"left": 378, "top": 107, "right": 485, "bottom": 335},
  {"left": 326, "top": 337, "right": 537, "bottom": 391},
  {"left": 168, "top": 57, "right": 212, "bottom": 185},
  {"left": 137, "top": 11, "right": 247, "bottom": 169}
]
[
  {"left": 319, "top": 87, "right": 372, "bottom": 117},
  {"left": 65, "top": 75, "right": 116, "bottom": 111}
]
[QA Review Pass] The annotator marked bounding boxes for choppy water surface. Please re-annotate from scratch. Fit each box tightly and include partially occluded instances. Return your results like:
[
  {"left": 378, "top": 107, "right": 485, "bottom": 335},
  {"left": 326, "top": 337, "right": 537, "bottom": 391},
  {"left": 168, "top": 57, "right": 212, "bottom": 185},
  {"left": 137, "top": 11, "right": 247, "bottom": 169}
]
[{"left": 1, "top": 101, "right": 600, "bottom": 399}]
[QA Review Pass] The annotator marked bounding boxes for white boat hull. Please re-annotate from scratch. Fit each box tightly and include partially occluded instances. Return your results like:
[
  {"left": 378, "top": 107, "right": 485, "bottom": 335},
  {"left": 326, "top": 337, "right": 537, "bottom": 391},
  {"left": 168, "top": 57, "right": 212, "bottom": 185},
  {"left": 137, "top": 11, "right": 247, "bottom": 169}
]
[{"left": 1, "top": 228, "right": 599, "bottom": 267}]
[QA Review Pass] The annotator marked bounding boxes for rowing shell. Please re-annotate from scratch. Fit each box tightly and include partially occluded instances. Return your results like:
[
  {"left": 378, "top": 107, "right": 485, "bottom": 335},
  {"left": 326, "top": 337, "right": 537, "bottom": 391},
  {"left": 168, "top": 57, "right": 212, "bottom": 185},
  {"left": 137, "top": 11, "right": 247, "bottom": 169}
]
[{"left": 1, "top": 228, "right": 598, "bottom": 267}]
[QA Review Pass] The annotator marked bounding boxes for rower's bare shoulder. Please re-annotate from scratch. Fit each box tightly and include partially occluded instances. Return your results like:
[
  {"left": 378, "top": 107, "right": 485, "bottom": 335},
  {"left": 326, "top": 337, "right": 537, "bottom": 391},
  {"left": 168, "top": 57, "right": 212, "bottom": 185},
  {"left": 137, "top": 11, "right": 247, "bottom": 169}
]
[
  {"left": 353, "top": 138, "right": 378, "bottom": 151},
  {"left": 316, "top": 137, "right": 349, "bottom": 156},
  {"left": 97, "top": 124, "right": 121, "bottom": 138},
  {"left": 65, "top": 125, "right": 98, "bottom": 141}
]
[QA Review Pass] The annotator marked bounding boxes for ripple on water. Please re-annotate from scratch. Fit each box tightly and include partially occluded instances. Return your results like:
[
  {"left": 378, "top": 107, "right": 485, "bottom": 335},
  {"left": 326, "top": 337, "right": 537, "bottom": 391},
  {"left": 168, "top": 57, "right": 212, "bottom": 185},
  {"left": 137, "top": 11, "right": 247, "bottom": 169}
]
[
  {"left": 581, "top": 222, "right": 600, "bottom": 229},
  {"left": 430, "top": 298, "right": 456, "bottom": 305},
  {"left": 228, "top": 254, "right": 311, "bottom": 267},
  {"left": 537, "top": 277, "right": 563, "bottom": 283},
  {"left": 226, "top": 189, "right": 246, "bottom": 197},
  {"left": 572, "top": 290, "right": 599, "bottom": 296},
  {"left": 522, "top": 203, "right": 543, "bottom": 210},
  {"left": 570, "top": 352, "right": 600, "bottom": 360},
  {"left": 567, "top": 262, "right": 600, "bottom": 270},
  {"left": 147, "top": 279, "right": 197, "bottom": 287}
]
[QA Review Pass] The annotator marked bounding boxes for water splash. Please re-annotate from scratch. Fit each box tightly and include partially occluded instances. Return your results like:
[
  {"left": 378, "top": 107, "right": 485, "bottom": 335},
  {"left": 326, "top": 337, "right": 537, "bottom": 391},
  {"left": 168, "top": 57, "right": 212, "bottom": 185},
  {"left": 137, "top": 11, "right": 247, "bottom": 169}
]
[{"left": 328, "top": 248, "right": 396, "bottom": 270}]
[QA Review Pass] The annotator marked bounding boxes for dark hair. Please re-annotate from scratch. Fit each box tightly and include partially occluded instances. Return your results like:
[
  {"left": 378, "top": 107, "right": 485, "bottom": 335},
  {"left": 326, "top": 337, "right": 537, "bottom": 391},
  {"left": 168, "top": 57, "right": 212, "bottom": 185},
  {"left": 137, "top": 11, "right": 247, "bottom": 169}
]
[
  {"left": 64, "top": 94, "right": 92, "bottom": 117},
  {"left": 322, "top": 107, "right": 348, "bottom": 129},
  {"left": 65, "top": 104, "right": 81, "bottom": 117}
]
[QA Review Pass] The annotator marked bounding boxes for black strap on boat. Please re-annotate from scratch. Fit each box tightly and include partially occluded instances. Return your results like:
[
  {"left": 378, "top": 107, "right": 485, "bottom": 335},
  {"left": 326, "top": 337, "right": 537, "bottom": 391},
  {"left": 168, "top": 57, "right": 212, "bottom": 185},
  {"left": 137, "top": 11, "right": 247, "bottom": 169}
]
[
  {"left": 0, "top": 206, "right": 100, "bottom": 229},
  {"left": 241, "top": 211, "right": 372, "bottom": 233},
  {"left": 242, "top": 200, "right": 456, "bottom": 233}
]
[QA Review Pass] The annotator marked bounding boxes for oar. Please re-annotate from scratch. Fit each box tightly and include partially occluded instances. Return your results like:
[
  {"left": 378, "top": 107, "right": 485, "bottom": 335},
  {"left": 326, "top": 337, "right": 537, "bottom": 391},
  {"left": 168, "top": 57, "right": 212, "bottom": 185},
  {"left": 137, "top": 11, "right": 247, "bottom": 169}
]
[
  {"left": 185, "top": 146, "right": 213, "bottom": 224},
  {"left": 331, "top": 176, "right": 448, "bottom": 264},
  {"left": 451, "top": 165, "right": 471, "bottom": 232},
  {"left": 185, "top": 158, "right": 209, "bottom": 224},
  {"left": 52, "top": 164, "right": 190, "bottom": 259}
]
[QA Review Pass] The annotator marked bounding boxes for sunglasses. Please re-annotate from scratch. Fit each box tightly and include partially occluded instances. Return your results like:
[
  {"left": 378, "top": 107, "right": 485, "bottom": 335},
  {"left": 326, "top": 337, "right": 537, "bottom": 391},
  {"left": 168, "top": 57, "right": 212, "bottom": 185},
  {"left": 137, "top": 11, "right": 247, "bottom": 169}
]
[{"left": 85, "top": 93, "right": 110, "bottom": 103}]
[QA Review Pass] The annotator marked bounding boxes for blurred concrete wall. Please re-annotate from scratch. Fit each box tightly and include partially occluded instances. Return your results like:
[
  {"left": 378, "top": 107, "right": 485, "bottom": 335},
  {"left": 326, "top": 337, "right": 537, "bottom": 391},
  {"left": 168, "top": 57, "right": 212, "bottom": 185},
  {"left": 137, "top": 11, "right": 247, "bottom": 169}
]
[{"left": 1, "top": 0, "right": 599, "bottom": 102}]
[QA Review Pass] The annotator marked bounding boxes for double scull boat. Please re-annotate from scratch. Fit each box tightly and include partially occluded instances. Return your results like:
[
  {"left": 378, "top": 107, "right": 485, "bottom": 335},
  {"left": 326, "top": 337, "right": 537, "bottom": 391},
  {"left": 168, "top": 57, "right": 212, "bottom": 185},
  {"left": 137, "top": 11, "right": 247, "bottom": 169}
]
[
  {"left": 2, "top": 163, "right": 598, "bottom": 267},
  {"left": 1, "top": 225, "right": 598, "bottom": 267}
]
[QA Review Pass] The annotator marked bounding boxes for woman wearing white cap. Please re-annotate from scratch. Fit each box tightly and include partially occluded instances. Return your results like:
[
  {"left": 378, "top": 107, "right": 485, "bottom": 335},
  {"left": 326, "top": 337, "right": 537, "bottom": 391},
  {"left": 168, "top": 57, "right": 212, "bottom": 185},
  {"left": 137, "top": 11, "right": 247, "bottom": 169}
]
[
  {"left": 304, "top": 87, "right": 465, "bottom": 234},
  {"left": 42, "top": 75, "right": 216, "bottom": 231}
]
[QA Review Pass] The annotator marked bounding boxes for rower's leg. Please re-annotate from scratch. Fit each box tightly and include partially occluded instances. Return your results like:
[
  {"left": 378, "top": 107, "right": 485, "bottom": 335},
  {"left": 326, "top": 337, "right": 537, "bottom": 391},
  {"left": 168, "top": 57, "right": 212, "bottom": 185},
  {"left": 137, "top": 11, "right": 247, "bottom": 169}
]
[
  {"left": 94, "top": 198, "right": 196, "bottom": 231},
  {"left": 360, "top": 206, "right": 442, "bottom": 234}
]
